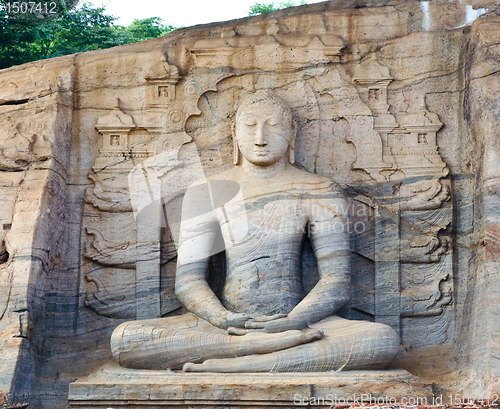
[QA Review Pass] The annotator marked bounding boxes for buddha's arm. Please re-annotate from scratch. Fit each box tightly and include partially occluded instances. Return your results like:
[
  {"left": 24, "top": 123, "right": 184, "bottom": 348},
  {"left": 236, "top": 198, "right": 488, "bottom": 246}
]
[
  {"left": 288, "top": 202, "right": 350, "bottom": 324},
  {"left": 175, "top": 183, "right": 256, "bottom": 330},
  {"left": 296, "top": 193, "right": 351, "bottom": 318},
  {"left": 175, "top": 219, "right": 245, "bottom": 331},
  {"left": 246, "top": 193, "right": 350, "bottom": 333}
]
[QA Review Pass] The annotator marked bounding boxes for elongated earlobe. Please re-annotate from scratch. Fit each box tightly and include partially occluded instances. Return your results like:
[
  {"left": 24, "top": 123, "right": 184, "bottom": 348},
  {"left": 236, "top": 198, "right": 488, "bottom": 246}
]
[
  {"left": 232, "top": 122, "right": 240, "bottom": 165},
  {"left": 289, "top": 119, "right": 297, "bottom": 164},
  {"left": 234, "top": 143, "right": 241, "bottom": 165}
]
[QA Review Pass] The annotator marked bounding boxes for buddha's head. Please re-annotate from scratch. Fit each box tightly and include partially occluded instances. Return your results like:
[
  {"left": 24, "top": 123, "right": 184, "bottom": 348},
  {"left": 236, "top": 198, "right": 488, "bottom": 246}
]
[{"left": 232, "top": 90, "right": 296, "bottom": 166}]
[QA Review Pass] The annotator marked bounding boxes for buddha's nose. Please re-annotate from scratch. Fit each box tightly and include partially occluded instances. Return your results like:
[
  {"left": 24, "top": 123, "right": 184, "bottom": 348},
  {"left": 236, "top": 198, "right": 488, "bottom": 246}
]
[{"left": 254, "top": 125, "right": 267, "bottom": 146}]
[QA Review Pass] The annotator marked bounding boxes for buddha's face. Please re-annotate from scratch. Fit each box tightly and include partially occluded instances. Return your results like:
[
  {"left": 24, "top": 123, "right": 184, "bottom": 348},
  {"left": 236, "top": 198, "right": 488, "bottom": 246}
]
[{"left": 234, "top": 103, "right": 293, "bottom": 167}]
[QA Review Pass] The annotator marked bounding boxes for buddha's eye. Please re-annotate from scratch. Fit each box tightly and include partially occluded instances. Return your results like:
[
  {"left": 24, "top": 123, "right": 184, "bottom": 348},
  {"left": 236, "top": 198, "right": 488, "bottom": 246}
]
[
  {"left": 245, "top": 122, "right": 256, "bottom": 126},
  {"left": 267, "top": 121, "right": 277, "bottom": 126}
]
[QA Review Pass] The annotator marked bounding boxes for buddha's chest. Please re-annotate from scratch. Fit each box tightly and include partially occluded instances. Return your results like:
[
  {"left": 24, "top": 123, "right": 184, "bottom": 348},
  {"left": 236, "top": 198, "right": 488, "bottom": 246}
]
[
  {"left": 214, "top": 195, "right": 309, "bottom": 246},
  {"left": 222, "top": 253, "right": 304, "bottom": 315}
]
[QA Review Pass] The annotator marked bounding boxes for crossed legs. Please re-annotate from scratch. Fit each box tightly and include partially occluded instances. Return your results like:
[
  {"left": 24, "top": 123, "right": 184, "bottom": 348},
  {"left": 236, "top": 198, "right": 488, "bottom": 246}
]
[{"left": 111, "top": 313, "right": 398, "bottom": 372}]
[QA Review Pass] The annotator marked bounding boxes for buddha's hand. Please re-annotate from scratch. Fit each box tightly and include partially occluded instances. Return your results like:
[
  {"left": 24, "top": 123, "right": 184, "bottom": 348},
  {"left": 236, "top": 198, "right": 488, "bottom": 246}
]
[
  {"left": 220, "top": 312, "right": 284, "bottom": 330},
  {"left": 243, "top": 316, "right": 307, "bottom": 334},
  {"left": 226, "top": 313, "right": 287, "bottom": 335},
  {"left": 217, "top": 312, "right": 253, "bottom": 329}
]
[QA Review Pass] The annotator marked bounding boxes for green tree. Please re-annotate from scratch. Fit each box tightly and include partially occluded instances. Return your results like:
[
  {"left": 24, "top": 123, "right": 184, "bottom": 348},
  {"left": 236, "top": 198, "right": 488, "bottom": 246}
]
[
  {"left": 120, "top": 17, "right": 177, "bottom": 43},
  {"left": 34, "top": 3, "right": 122, "bottom": 58},
  {"left": 248, "top": 0, "right": 307, "bottom": 16},
  {"left": 0, "top": 2, "right": 119, "bottom": 68},
  {"left": 0, "top": 2, "right": 178, "bottom": 69},
  {"left": 0, "top": 10, "right": 36, "bottom": 68}
]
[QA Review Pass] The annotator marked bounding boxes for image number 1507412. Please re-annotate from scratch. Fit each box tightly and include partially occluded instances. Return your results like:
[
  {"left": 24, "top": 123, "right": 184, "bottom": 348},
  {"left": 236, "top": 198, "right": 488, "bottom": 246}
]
[{"left": 4, "top": 2, "right": 57, "bottom": 14}]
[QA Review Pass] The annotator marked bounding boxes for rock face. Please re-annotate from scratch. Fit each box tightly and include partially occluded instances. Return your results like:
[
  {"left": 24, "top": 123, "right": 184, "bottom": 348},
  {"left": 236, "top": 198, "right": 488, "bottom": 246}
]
[{"left": 1, "top": 0, "right": 500, "bottom": 407}]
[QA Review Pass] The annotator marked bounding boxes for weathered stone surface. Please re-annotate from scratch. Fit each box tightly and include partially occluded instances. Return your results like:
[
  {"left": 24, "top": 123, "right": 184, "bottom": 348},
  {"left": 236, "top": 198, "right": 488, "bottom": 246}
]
[
  {"left": 68, "top": 362, "right": 432, "bottom": 408},
  {"left": 108, "top": 89, "right": 400, "bottom": 374},
  {"left": 1, "top": 0, "right": 500, "bottom": 407}
]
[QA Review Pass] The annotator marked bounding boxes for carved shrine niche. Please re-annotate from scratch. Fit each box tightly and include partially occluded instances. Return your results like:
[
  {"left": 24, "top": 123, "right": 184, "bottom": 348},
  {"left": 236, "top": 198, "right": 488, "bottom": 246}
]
[
  {"left": 144, "top": 52, "right": 180, "bottom": 109},
  {"left": 346, "top": 56, "right": 453, "bottom": 347},
  {"left": 82, "top": 59, "right": 232, "bottom": 321},
  {"left": 80, "top": 37, "right": 454, "bottom": 349}
]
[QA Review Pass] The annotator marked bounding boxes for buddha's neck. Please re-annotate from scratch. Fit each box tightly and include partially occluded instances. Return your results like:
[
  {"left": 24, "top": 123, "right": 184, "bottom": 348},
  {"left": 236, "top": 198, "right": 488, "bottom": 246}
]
[{"left": 241, "top": 157, "right": 288, "bottom": 179}]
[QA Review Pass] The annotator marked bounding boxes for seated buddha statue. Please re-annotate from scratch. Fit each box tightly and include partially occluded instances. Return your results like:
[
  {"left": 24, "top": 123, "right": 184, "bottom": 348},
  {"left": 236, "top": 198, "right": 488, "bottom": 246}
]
[{"left": 110, "top": 90, "right": 399, "bottom": 372}]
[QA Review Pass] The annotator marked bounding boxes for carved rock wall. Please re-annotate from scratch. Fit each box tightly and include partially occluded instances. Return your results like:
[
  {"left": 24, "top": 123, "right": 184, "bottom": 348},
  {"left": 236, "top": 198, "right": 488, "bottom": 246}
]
[
  {"left": 1, "top": 1, "right": 500, "bottom": 407},
  {"left": 0, "top": 57, "right": 74, "bottom": 405}
]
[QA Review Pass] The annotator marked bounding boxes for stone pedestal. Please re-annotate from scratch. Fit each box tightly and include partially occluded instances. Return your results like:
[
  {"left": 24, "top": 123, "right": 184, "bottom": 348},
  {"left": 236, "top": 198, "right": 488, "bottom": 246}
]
[{"left": 68, "top": 363, "right": 432, "bottom": 408}]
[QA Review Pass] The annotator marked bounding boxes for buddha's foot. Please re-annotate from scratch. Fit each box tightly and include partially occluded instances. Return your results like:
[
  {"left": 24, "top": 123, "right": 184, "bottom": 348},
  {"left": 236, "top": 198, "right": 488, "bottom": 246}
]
[
  {"left": 182, "top": 358, "right": 251, "bottom": 372},
  {"left": 231, "top": 327, "right": 322, "bottom": 356},
  {"left": 183, "top": 328, "right": 322, "bottom": 372}
]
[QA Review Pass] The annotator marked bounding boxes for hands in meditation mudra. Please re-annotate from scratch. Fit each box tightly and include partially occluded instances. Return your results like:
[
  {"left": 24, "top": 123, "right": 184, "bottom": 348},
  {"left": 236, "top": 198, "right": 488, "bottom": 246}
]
[{"left": 111, "top": 90, "right": 399, "bottom": 372}]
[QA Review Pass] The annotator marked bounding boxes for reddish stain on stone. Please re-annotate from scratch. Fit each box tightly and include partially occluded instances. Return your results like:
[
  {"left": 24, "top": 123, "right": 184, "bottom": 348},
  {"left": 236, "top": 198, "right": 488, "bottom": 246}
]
[{"left": 485, "top": 225, "right": 500, "bottom": 260}]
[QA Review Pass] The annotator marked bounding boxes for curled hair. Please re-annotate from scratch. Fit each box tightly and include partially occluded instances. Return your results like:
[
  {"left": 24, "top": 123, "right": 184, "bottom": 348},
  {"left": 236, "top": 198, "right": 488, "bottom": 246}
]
[{"left": 235, "top": 89, "right": 293, "bottom": 125}]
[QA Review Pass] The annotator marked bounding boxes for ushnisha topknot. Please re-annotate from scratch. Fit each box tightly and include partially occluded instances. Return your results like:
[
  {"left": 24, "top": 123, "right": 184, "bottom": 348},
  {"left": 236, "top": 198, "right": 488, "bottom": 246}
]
[{"left": 235, "top": 89, "right": 293, "bottom": 126}]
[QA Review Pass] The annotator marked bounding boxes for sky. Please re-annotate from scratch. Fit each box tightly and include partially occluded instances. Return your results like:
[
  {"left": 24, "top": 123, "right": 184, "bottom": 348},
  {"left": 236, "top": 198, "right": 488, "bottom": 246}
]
[{"left": 85, "top": 0, "right": 323, "bottom": 28}]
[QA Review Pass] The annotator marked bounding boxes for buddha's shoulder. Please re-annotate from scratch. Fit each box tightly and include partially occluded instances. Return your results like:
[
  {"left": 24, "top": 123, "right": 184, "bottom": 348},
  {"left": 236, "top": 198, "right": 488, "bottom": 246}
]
[
  {"left": 186, "top": 168, "right": 238, "bottom": 188},
  {"left": 289, "top": 168, "right": 344, "bottom": 195},
  {"left": 200, "top": 167, "right": 344, "bottom": 197},
  {"left": 288, "top": 167, "right": 330, "bottom": 183}
]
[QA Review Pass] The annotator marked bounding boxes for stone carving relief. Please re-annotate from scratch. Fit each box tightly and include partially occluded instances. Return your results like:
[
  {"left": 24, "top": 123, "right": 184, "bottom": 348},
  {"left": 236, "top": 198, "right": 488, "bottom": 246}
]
[
  {"left": 348, "top": 179, "right": 453, "bottom": 344},
  {"left": 345, "top": 54, "right": 454, "bottom": 346},
  {"left": 5, "top": 2, "right": 500, "bottom": 404},
  {"left": 0, "top": 114, "right": 52, "bottom": 171},
  {"left": 400, "top": 179, "right": 450, "bottom": 211},
  {"left": 399, "top": 234, "right": 448, "bottom": 263},
  {"left": 395, "top": 94, "right": 448, "bottom": 178},
  {"left": 190, "top": 22, "right": 345, "bottom": 70},
  {"left": 144, "top": 51, "right": 180, "bottom": 108},
  {"left": 82, "top": 57, "right": 233, "bottom": 320},
  {"left": 80, "top": 41, "right": 454, "bottom": 350},
  {"left": 84, "top": 228, "right": 131, "bottom": 267},
  {"left": 84, "top": 174, "right": 133, "bottom": 212},
  {"left": 83, "top": 100, "right": 152, "bottom": 319},
  {"left": 352, "top": 54, "right": 398, "bottom": 171}
]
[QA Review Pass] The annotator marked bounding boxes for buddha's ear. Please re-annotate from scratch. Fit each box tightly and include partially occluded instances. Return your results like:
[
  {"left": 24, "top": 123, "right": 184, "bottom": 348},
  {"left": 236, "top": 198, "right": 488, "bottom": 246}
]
[
  {"left": 289, "top": 119, "right": 297, "bottom": 165},
  {"left": 232, "top": 122, "right": 240, "bottom": 165}
]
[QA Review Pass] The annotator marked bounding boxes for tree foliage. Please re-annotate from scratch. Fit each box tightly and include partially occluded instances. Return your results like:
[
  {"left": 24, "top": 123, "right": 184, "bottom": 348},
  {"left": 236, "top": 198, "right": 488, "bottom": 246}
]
[
  {"left": 120, "top": 17, "right": 176, "bottom": 43},
  {"left": 0, "top": 2, "right": 178, "bottom": 69},
  {"left": 247, "top": 0, "right": 307, "bottom": 16}
]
